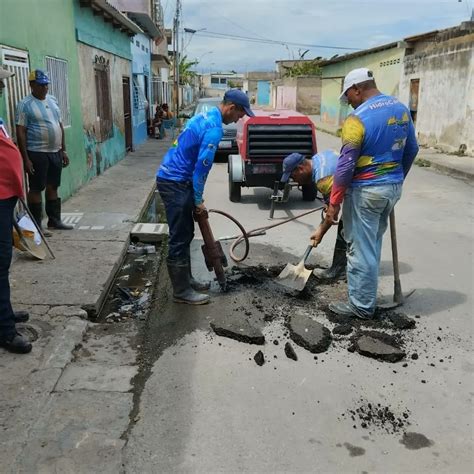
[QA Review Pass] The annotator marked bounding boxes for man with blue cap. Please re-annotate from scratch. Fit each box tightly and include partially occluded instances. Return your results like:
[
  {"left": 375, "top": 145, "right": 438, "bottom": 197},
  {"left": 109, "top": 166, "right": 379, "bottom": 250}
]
[
  {"left": 16, "top": 69, "right": 72, "bottom": 234},
  {"left": 281, "top": 150, "right": 347, "bottom": 281},
  {"left": 157, "top": 89, "right": 254, "bottom": 305}
]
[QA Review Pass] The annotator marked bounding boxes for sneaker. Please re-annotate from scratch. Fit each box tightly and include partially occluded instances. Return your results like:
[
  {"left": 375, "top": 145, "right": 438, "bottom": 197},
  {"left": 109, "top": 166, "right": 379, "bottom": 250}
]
[{"left": 0, "top": 333, "right": 32, "bottom": 354}]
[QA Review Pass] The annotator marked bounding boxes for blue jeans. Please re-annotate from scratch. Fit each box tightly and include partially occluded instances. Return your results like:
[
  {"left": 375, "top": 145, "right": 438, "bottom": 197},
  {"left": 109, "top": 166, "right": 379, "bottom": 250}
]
[
  {"left": 0, "top": 197, "right": 17, "bottom": 341},
  {"left": 156, "top": 178, "right": 194, "bottom": 262},
  {"left": 342, "top": 184, "right": 402, "bottom": 317}
]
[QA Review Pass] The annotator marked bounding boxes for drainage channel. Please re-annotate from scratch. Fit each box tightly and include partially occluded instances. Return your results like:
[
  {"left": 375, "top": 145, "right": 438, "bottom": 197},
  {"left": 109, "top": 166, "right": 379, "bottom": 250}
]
[{"left": 95, "top": 188, "right": 166, "bottom": 323}]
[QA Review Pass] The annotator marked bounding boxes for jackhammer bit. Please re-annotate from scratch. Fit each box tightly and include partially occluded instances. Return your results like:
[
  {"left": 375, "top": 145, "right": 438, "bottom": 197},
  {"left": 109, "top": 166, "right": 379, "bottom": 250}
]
[{"left": 193, "top": 209, "right": 228, "bottom": 291}]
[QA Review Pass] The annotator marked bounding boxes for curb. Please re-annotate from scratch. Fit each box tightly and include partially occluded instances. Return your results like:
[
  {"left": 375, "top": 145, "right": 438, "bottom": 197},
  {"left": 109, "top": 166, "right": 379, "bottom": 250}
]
[{"left": 417, "top": 158, "right": 474, "bottom": 183}]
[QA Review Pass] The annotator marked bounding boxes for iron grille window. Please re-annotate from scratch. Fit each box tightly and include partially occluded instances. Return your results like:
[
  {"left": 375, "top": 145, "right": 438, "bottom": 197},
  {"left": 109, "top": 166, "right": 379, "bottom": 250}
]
[
  {"left": 210, "top": 77, "right": 219, "bottom": 84},
  {"left": 45, "top": 56, "right": 71, "bottom": 127},
  {"left": 94, "top": 66, "right": 113, "bottom": 142},
  {"left": 132, "top": 75, "right": 147, "bottom": 110},
  {"left": 1, "top": 47, "right": 30, "bottom": 140}
]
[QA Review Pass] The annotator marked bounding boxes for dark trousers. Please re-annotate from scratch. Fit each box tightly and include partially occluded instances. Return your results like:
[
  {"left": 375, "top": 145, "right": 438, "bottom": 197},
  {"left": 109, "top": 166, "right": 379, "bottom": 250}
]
[
  {"left": 0, "top": 197, "right": 17, "bottom": 341},
  {"left": 156, "top": 178, "right": 194, "bottom": 262}
]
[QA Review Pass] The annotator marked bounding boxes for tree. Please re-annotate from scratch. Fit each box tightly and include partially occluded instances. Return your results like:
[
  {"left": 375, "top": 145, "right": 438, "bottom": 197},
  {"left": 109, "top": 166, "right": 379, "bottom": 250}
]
[
  {"left": 178, "top": 55, "right": 199, "bottom": 85},
  {"left": 283, "top": 60, "right": 322, "bottom": 78}
]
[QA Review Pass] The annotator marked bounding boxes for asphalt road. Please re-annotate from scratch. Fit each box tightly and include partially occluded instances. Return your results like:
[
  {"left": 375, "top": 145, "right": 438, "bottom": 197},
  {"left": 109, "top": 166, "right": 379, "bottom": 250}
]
[{"left": 124, "top": 131, "right": 473, "bottom": 473}]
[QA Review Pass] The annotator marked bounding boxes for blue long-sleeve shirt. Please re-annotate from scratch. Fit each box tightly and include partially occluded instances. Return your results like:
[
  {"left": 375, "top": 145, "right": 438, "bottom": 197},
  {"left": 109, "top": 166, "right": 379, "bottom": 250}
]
[{"left": 157, "top": 107, "right": 223, "bottom": 205}]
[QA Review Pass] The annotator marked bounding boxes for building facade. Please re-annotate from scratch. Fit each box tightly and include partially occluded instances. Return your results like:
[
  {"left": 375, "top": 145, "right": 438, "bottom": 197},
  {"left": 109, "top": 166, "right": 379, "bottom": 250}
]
[
  {"left": 74, "top": 0, "right": 141, "bottom": 179},
  {"left": 399, "top": 22, "right": 474, "bottom": 155},
  {"left": 320, "top": 43, "right": 405, "bottom": 127},
  {"left": 0, "top": 0, "right": 85, "bottom": 199}
]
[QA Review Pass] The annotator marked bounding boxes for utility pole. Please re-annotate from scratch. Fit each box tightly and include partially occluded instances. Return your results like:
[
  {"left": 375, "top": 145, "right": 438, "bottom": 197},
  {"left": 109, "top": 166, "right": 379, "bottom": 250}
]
[{"left": 173, "top": 0, "right": 181, "bottom": 115}]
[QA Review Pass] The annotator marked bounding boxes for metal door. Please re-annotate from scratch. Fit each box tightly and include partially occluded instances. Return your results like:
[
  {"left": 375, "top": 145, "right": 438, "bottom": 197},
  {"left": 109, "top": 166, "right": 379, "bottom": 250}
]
[
  {"left": 122, "top": 76, "right": 133, "bottom": 151},
  {"left": 257, "top": 80, "right": 270, "bottom": 106}
]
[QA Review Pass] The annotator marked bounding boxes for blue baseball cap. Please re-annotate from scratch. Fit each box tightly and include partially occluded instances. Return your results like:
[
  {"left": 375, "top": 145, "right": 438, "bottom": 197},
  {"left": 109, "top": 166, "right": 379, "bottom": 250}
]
[
  {"left": 224, "top": 89, "right": 254, "bottom": 117},
  {"left": 28, "top": 69, "right": 50, "bottom": 85},
  {"left": 281, "top": 153, "right": 306, "bottom": 182}
]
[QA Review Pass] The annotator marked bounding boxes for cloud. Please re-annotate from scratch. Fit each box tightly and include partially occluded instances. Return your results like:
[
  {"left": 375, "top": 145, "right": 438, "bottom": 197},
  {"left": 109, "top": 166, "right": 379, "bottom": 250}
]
[{"left": 166, "top": 0, "right": 470, "bottom": 72}]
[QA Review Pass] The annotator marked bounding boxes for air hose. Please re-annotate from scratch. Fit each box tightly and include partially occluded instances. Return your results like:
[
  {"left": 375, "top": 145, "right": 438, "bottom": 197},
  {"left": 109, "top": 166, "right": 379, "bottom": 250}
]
[{"left": 208, "top": 205, "right": 325, "bottom": 263}]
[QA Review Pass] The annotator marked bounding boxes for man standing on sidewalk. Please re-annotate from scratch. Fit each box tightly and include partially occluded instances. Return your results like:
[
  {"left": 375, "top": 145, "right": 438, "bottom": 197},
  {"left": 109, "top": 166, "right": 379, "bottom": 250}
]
[
  {"left": 0, "top": 68, "right": 32, "bottom": 354},
  {"left": 157, "top": 89, "right": 254, "bottom": 305},
  {"left": 15, "top": 69, "right": 72, "bottom": 232},
  {"left": 312, "top": 68, "right": 418, "bottom": 319}
]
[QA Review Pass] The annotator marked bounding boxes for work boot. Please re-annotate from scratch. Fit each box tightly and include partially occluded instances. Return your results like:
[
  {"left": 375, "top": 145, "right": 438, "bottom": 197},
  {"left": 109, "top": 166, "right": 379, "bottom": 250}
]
[
  {"left": 188, "top": 257, "right": 211, "bottom": 292},
  {"left": 13, "top": 310, "right": 30, "bottom": 323},
  {"left": 314, "top": 221, "right": 347, "bottom": 281},
  {"left": 0, "top": 332, "right": 32, "bottom": 354},
  {"left": 28, "top": 202, "right": 52, "bottom": 237},
  {"left": 46, "top": 199, "right": 73, "bottom": 230},
  {"left": 167, "top": 260, "right": 210, "bottom": 305},
  {"left": 313, "top": 245, "right": 347, "bottom": 281},
  {"left": 329, "top": 302, "right": 373, "bottom": 320}
]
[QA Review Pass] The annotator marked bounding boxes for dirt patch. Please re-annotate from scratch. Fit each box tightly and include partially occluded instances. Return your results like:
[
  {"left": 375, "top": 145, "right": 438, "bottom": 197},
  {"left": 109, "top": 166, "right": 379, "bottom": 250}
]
[
  {"left": 400, "top": 432, "right": 434, "bottom": 450},
  {"left": 333, "top": 324, "right": 353, "bottom": 336},
  {"left": 344, "top": 399, "right": 411, "bottom": 434},
  {"left": 343, "top": 442, "right": 365, "bottom": 457}
]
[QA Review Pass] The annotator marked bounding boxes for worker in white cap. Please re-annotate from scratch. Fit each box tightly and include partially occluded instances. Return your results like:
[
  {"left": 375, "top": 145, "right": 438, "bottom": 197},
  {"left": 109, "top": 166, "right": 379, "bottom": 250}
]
[{"left": 311, "top": 68, "right": 419, "bottom": 319}]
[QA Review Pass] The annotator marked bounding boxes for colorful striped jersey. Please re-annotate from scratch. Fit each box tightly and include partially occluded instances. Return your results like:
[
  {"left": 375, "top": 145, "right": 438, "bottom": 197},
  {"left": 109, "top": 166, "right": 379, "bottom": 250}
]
[
  {"left": 330, "top": 94, "right": 419, "bottom": 205},
  {"left": 157, "top": 107, "right": 223, "bottom": 205},
  {"left": 15, "top": 94, "right": 62, "bottom": 152}
]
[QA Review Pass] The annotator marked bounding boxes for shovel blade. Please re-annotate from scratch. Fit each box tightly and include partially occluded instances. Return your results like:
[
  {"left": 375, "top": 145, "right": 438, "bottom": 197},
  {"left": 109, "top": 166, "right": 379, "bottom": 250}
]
[{"left": 276, "top": 263, "right": 313, "bottom": 292}]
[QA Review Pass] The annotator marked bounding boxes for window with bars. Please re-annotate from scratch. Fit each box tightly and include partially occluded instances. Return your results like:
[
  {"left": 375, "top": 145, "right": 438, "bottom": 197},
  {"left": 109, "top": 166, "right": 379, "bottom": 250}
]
[
  {"left": 94, "top": 65, "right": 113, "bottom": 142},
  {"left": 132, "top": 75, "right": 147, "bottom": 110},
  {"left": 45, "top": 56, "right": 71, "bottom": 127}
]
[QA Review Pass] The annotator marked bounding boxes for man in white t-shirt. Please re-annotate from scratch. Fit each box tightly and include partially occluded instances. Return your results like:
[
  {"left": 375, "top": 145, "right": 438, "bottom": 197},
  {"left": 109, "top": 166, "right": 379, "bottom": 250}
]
[{"left": 16, "top": 69, "right": 72, "bottom": 232}]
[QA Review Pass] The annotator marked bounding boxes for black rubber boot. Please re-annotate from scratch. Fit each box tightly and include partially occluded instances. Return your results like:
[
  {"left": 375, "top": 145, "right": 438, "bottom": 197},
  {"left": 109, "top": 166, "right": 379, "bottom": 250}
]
[
  {"left": 46, "top": 199, "right": 73, "bottom": 230},
  {"left": 314, "top": 221, "right": 347, "bottom": 281},
  {"left": 167, "top": 260, "right": 210, "bottom": 305},
  {"left": 188, "top": 257, "right": 210, "bottom": 292},
  {"left": 13, "top": 311, "right": 30, "bottom": 323},
  {"left": 0, "top": 332, "right": 32, "bottom": 354},
  {"left": 28, "top": 202, "right": 43, "bottom": 230}
]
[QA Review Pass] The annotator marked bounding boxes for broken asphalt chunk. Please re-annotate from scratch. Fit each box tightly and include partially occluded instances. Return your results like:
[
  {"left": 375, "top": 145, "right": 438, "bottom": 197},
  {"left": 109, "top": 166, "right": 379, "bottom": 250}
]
[
  {"left": 254, "top": 350, "right": 265, "bottom": 366},
  {"left": 284, "top": 342, "right": 298, "bottom": 361},
  {"left": 210, "top": 319, "right": 265, "bottom": 345},
  {"left": 351, "top": 333, "right": 406, "bottom": 363},
  {"left": 288, "top": 313, "right": 332, "bottom": 354}
]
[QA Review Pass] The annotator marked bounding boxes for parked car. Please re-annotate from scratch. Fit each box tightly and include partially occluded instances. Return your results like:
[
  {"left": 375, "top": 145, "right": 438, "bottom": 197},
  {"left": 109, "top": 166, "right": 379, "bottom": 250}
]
[{"left": 190, "top": 97, "right": 239, "bottom": 159}]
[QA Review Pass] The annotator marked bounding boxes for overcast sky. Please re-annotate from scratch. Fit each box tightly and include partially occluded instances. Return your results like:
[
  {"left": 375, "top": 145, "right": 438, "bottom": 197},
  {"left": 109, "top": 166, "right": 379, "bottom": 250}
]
[{"left": 161, "top": 0, "right": 472, "bottom": 73}]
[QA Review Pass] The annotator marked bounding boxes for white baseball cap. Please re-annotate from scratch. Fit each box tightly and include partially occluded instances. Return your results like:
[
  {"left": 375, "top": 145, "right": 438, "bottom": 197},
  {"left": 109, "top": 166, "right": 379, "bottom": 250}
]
[
  {"left": 0, "top": 68, "right": 14, "bottom": 80},
  {"left": 339, "top": 68, "right": 374, "bottom": 103}
]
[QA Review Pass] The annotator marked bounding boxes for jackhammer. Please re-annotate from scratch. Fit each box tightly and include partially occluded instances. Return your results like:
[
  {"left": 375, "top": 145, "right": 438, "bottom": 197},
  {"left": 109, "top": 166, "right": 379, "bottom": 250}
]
[{"left": 193, "top": 209, "right": 228, "bottom": 291}]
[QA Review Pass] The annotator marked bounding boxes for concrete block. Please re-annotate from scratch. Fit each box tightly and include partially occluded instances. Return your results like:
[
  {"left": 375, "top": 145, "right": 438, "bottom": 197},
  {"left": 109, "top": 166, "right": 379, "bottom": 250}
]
[{"left": 131, "top": 222, "right": 169, "bottom": 243}]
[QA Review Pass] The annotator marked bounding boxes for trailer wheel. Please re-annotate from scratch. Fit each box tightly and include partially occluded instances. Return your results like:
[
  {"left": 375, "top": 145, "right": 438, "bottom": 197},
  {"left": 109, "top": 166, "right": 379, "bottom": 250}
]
[
  {"left": 302, "top": 184, "right": 317, "bottom": 201},
  {"left": 228, "top": 155, "right": 243, "bottom": 202},
  {"left": 229, "top": 172, "right": 241, "bottom": 202}
]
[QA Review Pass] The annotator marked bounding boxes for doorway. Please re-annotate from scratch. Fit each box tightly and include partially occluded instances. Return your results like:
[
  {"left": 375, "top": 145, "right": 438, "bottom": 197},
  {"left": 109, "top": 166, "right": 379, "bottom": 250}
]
[
  {"left": 409, "top": 79, "right": 420, "bottom": 125},
  {"left": 122, "top": 76, "right": 133, "bottom": 151}
]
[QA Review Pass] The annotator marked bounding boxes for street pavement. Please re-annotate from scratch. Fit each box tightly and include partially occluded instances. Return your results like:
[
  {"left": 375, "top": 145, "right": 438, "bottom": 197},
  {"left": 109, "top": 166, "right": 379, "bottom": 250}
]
[
  {"left": 123, "top": 131, "right": 473, "bottom": 472},
  {"left": 1, "top": 130, "right": 473, "bottom": 472}
]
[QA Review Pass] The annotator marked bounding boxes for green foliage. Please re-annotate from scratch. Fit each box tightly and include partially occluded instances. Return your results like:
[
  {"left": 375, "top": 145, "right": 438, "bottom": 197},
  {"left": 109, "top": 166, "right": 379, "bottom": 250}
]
[
  {"left": 283, "top": 60, "right": 322, "bottom": 78},
  {"left": 178, "top": 55, "right": 199, "bottom": 85}
]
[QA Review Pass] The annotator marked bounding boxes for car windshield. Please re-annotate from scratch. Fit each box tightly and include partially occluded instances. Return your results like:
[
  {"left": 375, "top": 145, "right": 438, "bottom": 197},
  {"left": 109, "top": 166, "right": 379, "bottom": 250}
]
[{"left": 195, "top": 101, "right": 219, "bottom": 115}]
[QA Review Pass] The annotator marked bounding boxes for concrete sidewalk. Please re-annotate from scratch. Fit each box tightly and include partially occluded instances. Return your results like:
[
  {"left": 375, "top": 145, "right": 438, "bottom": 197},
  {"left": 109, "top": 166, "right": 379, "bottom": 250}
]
[
  {"left": 310, "top": 115, "right": 474, "bottom": 182},
  {"left": 1, "top": 137, "right": 169, "bottom": 472}
]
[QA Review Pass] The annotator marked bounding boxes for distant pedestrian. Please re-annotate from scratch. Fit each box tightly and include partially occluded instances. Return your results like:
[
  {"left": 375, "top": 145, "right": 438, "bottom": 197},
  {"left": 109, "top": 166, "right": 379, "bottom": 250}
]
[
  {"left": 156, "top": 89, "right": 254, "bottom": 305},
  {"left": 0, "top": 68, "right": 32, "bottom": 354},
  {"left": 15, "top": 69, "right": 73, "bottom": 232},
  {"left": 312, "top": 68, "right": 419, "bottom": 319}
]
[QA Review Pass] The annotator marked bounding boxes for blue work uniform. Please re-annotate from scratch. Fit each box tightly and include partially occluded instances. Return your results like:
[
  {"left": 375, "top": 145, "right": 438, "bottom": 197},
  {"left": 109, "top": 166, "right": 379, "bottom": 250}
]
[{"left": 156, "top": 107, "right": 223, "bottom": 262}]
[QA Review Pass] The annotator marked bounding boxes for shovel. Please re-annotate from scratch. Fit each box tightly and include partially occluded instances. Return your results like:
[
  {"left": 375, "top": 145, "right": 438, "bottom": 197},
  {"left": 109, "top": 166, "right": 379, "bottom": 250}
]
[
  {"left": 276, "top": 245, "right": 314, "bottom": 292},
  {"left": 377, "top": 209, "right": 415, "bottom": 310}
]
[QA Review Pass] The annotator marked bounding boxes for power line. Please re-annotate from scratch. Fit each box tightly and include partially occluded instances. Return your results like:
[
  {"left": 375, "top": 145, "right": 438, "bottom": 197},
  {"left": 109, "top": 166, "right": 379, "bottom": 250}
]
[{"left": 192, "top": 30, "right": 360, "bottom": 51}]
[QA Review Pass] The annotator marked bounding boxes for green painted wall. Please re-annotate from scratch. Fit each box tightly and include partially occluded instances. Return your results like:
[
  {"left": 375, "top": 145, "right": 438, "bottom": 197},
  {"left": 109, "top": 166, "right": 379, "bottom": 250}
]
[
  {"left": 321, "top": 47, "right": 405, "bottom": 127},
  {"left": 0, "top": 0, "right": 86, "bottom": 200}
]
